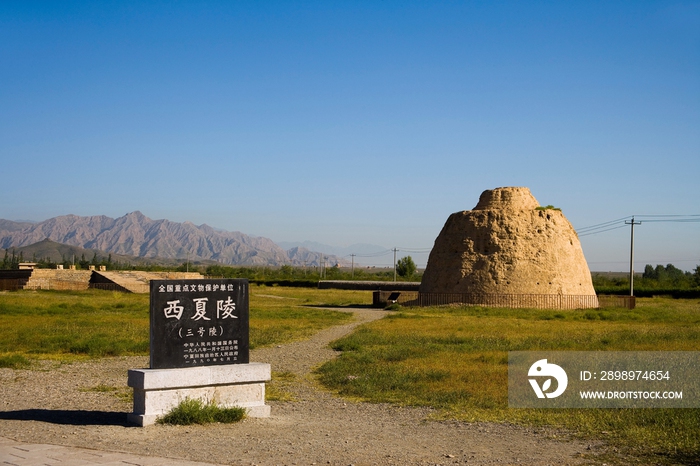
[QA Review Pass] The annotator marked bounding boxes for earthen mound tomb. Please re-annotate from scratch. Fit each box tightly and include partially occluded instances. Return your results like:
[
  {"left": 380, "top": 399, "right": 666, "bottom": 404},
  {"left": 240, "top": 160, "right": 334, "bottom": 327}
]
[{"left": 420, "top": 187, "right": 597, "bottom": 306}]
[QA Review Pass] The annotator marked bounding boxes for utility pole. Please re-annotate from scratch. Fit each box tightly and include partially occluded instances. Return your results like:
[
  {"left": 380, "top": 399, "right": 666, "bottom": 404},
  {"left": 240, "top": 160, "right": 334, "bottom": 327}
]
[
  {"left": 350, "top": 254, "right": 356, "bottom": 279},
  {"left": 625, "top": 217, "right": 642, "bottom": 296},
  {"left": 393, "top": 248, "right": 398, "bottom": 282}
]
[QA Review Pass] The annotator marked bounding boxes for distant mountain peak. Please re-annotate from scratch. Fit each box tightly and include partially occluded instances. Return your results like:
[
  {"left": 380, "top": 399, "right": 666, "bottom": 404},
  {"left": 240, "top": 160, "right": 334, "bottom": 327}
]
[{"left": 0, "top": 213, "right": 348, "bottom": 267}]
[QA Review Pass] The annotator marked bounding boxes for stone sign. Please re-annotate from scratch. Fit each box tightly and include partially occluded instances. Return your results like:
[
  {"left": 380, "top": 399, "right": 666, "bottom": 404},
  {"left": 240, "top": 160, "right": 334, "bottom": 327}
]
[{"left": 149, "top": 279, "right": 249, "bottom": 369}]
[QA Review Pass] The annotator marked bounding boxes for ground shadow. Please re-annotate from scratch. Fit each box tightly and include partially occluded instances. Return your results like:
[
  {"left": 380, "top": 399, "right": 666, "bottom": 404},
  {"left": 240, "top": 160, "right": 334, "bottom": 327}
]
[{"left": 0, "top": 409, "right": 131, "bottom": 427}]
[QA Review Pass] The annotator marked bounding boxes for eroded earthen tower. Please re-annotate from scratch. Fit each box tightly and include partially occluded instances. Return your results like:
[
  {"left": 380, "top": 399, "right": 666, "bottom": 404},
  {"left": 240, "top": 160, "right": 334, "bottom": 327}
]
[{"left": 420, "top": 187, "right": 596, "bottom": 299}]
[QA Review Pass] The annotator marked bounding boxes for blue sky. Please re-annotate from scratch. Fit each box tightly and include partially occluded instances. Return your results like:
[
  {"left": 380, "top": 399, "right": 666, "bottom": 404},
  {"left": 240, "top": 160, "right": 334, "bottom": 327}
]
[{"left": 1, "top": 1, "right": 698, "bottom": 270}]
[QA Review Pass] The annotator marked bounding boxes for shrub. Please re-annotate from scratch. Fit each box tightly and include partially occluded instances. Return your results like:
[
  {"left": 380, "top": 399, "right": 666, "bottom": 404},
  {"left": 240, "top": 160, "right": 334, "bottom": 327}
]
[{"left": 156, "top": 398, "right": 246, "bottom": 425}]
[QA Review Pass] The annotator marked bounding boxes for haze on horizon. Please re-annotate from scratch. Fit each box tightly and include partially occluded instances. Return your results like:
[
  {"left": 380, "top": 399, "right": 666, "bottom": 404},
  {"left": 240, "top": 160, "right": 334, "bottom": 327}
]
[{"left": 1, "top": 1, "right": 698, "bottom": 271}]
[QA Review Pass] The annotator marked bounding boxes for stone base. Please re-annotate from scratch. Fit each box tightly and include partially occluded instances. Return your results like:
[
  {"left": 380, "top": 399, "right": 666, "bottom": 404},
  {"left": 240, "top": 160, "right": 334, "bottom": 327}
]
[{"left": 127, "top": 362, "right": 271, "bottom": 426}]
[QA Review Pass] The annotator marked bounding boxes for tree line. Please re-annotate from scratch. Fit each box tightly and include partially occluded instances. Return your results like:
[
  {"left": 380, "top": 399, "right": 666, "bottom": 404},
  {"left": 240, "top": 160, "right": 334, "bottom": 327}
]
[
  {"left": 0, "top": 249, "right": 173, "bottom": 272},
  {"left": 593, "top": 263, "right": 700, "bottom": 296},
  {"left": 0, "top": 248, "right": 422, "bottom": 282},
  {"left": 204, "top": 256, "right": 420, "bottom": 283}
]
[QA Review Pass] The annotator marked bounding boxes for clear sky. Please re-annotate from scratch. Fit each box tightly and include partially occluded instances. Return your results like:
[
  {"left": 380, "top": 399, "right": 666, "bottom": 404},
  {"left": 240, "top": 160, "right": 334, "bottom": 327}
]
[{"left": 1, "top": 1, "right": 698, "bottom": 270}]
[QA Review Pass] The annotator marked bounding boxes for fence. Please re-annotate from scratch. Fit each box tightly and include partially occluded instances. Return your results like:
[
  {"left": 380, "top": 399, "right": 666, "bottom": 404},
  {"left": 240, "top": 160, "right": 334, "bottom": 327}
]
[
  {"left": 597, "top": 294, "right": 636, "bottom": 309},
  {"left": 374, "top": 291, "right": 636, "bottom": 310},
  {"left": 319, "top": 280, "right": 421, "bottom": 291}
]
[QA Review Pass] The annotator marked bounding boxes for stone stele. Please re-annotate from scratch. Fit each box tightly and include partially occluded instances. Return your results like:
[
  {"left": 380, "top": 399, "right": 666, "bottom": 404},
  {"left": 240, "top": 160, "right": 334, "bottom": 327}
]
[{"left": 420, "top": 187, "right": 596, "bottom": 298}]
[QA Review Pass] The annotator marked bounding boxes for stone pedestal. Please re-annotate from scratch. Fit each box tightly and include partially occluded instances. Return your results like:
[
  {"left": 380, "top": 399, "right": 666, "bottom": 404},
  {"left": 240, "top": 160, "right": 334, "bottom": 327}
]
[{"left": 127, "top": 362, "right": 271, "bottom": 426}]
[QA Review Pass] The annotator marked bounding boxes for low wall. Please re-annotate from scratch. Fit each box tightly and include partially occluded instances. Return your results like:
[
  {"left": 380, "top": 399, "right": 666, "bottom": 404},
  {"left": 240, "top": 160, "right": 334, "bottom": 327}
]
[
  {"left": 319, "top": 280, "right": 421, "bottom": 291},
  {"left": 25, "top": 269, "right": 92, "bottom": 290},
  {"left": 1, "top": 269, "right": 204, "bottom": 292}
]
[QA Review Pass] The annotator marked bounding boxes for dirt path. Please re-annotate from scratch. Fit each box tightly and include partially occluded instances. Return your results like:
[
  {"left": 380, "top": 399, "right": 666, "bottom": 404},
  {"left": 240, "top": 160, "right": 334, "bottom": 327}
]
[{"left": 0, "top": 308, "right": 607, "bottom": 465}]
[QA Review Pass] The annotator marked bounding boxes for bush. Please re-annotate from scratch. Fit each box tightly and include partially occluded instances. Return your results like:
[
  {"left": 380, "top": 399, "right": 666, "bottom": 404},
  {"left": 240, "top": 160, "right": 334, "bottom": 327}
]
[
  {"left": 535, "top": 205, "right": 561, "bottom": 211},
  {"left": 156, "top": 398, "right": 246, "bottom": 425}
]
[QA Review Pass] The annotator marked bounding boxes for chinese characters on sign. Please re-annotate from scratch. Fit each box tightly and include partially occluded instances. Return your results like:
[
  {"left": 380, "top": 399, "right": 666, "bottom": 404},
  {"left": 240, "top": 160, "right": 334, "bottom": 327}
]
[{"left": 150, "top": 279, "right": 249, "bottom": 369}]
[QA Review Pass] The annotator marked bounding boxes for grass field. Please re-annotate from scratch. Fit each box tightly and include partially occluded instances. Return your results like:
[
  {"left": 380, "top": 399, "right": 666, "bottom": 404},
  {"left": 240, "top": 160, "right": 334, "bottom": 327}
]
[
  {"left": 0, "top": 287, "right": 697, "bottom": 463},
  {"left": 316, "top": 298, "right": 700, "bottom": 464},
  {"left": 0, "top": 285, "right": 361, "bottom": 366}
]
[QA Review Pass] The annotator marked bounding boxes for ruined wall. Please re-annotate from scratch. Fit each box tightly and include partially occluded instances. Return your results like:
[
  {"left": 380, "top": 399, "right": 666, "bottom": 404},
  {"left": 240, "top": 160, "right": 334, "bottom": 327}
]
[{"left": 25, "top": 269, "right": 92, "bottom": 290}]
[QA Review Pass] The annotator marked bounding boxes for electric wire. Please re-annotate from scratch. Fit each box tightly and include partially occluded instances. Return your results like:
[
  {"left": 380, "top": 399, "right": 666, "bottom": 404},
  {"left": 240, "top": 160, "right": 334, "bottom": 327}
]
[{"left": 576, "top": 214, "right": 700, "bottom": 237}]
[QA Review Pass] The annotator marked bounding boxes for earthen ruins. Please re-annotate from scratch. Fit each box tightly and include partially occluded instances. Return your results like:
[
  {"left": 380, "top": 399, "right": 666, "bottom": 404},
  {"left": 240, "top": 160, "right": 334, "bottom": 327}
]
[{"left": 420, "top": 187, "right": 597, "bottom": 308}]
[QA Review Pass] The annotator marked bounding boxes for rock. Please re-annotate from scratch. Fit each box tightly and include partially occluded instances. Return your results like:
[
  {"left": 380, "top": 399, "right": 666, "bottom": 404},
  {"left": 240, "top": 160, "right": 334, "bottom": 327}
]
[{"left": 420, "top": 187, "right": 596, "bottom": 305}]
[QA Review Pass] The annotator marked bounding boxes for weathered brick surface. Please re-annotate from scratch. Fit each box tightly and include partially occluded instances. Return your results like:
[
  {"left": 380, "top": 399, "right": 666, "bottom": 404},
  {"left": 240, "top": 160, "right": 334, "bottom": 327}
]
[
  {"left": 25, "top": 269, "right": 92, "bottom": 290},
  {"left": 420, "top": 187, "right": 596, "bottom": 301}
]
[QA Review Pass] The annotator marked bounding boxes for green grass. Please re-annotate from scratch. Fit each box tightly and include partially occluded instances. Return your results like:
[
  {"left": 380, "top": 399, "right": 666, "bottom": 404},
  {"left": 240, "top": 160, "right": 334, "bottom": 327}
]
[
  {"left": 0, "top": 285, "right": 359, "bottom": 361},
  {"left": 249, "top": 285, "right": 358, "bottom": 348},
  {"left": 156, "top": 398, "right": 246, "bottom": 425},
  {"left": 0, "top": 353, "right": 32, "bottom": 369},
  {"left": 266, "top": 370, "right": 299, "bottom": 402},
  {"left": 316, "top": 298, "right": 700, "bottom": 464},
  {"left": 0, "top": 290, "right": 150, "bottom": 360}
]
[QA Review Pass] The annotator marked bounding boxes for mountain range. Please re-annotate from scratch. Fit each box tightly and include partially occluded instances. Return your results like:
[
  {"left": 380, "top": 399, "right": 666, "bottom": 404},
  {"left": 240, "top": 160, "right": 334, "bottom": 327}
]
[
  {"left": 0, "top": 212, "right": 348, "bottom": 267},
  {"left": 277, "top": 240, "right": 388, "bottom": 257}
]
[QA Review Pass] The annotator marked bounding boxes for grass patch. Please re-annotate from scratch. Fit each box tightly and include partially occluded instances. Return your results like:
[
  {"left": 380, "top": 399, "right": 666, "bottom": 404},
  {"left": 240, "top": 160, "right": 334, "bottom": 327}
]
[
  {"left": 248, "top": 285, "right": 357, "bottom": 348},
  {"left": 0, "top": 290, "right": 150, "bottom": 360},
  {"left": 0, "top": 353, "right": 32, "bottom": 369},
  {"left": 317, "top": 298, "right": 700, "bottom": 464},
  {"left": 156, "top": 398, "right": 246, "bottom": 425},
  {"left": 266, "top": 371, "right": 299, "bottom": 402},
  {"left": 0, "top": 286, "right": 359, "bottom": 361},
  {"left": 78, "top": 383, "right": 133, "bottom": 403}
]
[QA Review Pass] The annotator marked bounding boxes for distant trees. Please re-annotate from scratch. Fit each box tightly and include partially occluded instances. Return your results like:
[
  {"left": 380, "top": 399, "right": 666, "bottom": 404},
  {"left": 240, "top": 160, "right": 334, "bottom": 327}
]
[
  {"left": 396, "top": 256, "right": 417, "bottom": 278},
  {"left": 203, "top": 263, "right": 422, "bottom": 282},
  {"left": 594, "top": 263, "right": 700, "bottom": 294},
  {"left": 1, "top": 249, "right": 23, "bottom": 270},
  {"left": 0, "top": 248, "right": 129, "bottom": 271},
  {"left": 642, "top": 264, "right": 693, "bottom": 287}
]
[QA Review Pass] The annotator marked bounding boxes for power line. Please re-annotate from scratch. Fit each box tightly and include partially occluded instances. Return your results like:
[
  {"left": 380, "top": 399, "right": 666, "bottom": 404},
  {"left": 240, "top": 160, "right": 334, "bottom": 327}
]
[
  {"left": 633, "top": 214, "right": 700, "bottom": 218},
  {"left": 577, "top": 214, "right": 700, "bottom": 237},
  {"left": 578, "top": 224, "right": 627, "bottom": 237},
  {"left": 577, "top": 216, "right": 631, "bottom": 233},
  {"left": 351, "top": 249, "right": 393, "bottom": 258},
  {"left": 640, "top": 219, "right": 700, "bottom": 223}
]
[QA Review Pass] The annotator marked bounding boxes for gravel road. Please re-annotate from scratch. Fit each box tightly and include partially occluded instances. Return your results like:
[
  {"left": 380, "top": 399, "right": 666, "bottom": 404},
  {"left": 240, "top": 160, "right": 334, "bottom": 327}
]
[{"left": 0, "top": 308, "right": 609, "bottom": 465}]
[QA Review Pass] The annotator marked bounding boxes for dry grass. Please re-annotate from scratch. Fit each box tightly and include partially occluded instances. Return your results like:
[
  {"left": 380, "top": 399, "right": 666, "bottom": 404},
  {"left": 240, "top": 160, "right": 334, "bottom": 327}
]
[{"left": 317, "top": 298, "right": 700, "bottom": 464}]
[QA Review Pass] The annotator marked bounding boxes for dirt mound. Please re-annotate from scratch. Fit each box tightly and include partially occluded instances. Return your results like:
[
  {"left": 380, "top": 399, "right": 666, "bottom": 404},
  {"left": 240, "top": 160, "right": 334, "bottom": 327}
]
[{"left": 420, "top": 187, "right": 596, "bottom": 299}]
